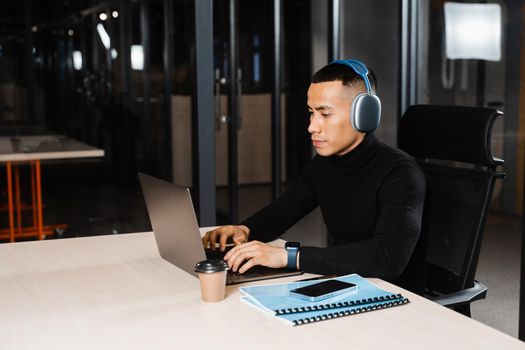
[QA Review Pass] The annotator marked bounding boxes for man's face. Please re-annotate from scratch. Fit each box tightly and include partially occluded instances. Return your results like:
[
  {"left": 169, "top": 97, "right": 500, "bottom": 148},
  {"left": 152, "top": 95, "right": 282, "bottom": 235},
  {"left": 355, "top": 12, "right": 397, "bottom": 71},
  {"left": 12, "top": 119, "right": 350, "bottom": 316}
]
[{"left": 307, "top": 81, "right": 365, "bottom": 157}]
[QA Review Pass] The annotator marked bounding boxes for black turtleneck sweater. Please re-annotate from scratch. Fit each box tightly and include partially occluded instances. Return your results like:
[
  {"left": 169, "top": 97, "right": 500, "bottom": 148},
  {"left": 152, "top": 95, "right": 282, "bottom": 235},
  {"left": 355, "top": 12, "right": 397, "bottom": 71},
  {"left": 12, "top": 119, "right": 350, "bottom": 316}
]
[{"left": 241, "top": 134, "right": 426, "bottom": 280}]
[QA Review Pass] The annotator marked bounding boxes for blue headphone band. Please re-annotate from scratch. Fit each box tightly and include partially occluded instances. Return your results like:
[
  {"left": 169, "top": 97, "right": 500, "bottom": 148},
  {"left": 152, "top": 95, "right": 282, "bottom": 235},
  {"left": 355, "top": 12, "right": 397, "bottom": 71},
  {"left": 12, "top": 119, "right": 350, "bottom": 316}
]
[{"left": 329, "top": 59, "right": 373, "bottom": 93}]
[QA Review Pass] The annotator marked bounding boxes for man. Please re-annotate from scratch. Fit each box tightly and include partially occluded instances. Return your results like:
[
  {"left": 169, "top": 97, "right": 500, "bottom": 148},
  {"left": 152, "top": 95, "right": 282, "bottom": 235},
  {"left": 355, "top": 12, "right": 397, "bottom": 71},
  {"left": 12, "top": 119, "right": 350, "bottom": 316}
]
[{"left": 202, "top": 60, "right": 426, "bottom": 282}]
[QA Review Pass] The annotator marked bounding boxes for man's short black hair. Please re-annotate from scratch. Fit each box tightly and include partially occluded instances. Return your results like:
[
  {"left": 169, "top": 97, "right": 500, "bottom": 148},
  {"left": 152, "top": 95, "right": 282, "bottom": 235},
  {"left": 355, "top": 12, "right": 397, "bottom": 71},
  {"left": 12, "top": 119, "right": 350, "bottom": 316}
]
[{"left": 311, "top": 62, "right": 378, "bottom": 92}]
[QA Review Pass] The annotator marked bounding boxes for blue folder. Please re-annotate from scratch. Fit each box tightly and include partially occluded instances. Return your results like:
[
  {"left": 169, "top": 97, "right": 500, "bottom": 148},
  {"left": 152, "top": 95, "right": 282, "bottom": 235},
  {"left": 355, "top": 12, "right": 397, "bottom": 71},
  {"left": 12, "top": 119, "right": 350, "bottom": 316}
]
[{"left": 239, "top": 274, "right": 409, "bottom": 326}]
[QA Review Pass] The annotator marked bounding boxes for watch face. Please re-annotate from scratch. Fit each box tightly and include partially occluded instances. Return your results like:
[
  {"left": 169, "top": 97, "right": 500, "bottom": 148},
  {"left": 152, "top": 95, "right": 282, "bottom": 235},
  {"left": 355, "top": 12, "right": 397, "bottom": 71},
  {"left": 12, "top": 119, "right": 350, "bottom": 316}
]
[{"left": 286, "top": 241, "right": 300, "bottom": 249}]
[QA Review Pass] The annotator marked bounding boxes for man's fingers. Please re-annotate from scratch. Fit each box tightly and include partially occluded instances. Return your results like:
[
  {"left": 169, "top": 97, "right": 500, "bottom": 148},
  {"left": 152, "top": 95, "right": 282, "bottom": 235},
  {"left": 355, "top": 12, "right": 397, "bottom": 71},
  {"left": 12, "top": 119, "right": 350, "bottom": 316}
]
[
  {"left": 226, "top": 240, "right": 262, "bottom": 258},
  {"left": 232, "top": 231, "right": 247, "bottom": 245},
  {"left": 219, "top": 232, "right": 230, "bottom": 252},
  {"left": 238, "top": 258, "right": 258, "bottom": 274},
  {"left": 207, "top": 230, "right": 221, "bottom": 250},
  {"left": 202, "top": 231, "right": 215, "bottom": 247},
  {"left": 227, "top": 245, "right": 260, "bottom": 271},
  {"left": 229, "top": 249, "right": 248, "bottom": 271},
  {"left": 202, "top": 226, "right": 248, "bottom": 251},
  {"left": 224, "top": 241, "right": 252, "bottom": 260},
  {"left": 223, "top": 241, "right": 285, "bottom": 272}
]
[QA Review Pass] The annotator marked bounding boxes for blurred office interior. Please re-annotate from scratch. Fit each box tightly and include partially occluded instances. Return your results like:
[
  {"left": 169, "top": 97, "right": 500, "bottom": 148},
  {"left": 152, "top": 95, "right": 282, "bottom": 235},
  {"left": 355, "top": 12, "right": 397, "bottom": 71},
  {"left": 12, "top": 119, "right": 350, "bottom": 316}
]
[{"left": 0, "top": 0, "right": 523, "bottom": 338}]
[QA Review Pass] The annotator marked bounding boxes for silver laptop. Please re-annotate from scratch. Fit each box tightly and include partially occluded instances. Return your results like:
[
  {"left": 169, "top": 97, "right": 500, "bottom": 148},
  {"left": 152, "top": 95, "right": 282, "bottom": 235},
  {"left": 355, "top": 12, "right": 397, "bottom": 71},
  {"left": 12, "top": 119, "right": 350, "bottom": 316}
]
[{"left": 138, "top": 172, "right": 303, "bottom": 285}]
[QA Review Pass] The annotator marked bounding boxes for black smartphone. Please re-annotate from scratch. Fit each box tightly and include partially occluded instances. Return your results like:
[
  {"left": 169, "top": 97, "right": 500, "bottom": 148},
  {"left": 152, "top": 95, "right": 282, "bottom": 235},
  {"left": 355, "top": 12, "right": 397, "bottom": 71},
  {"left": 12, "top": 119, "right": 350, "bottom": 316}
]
[{"left": 289, "top": 279, "right": 358, "bottom": 302}]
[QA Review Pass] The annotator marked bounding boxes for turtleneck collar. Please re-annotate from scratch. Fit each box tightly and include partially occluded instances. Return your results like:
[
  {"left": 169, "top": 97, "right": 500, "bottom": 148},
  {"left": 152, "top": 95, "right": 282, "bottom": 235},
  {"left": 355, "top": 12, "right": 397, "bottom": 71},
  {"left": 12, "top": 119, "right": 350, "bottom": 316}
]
[{"left": 329, "top": 133, "right": 381, "bottom": 167}]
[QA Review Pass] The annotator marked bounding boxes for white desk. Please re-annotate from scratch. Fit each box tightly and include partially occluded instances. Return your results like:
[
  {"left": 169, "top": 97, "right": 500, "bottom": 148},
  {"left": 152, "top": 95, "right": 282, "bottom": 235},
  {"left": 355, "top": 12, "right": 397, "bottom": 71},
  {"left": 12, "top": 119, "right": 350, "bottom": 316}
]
[
  {"left": 0, "top": 135, "right": 104, "bottom": 162},
  {"left": 0, "top": 230, "right": 523, "bottom": 350},
  {"left": 0, "top": 135, "right": 104, "bottom": 241}
]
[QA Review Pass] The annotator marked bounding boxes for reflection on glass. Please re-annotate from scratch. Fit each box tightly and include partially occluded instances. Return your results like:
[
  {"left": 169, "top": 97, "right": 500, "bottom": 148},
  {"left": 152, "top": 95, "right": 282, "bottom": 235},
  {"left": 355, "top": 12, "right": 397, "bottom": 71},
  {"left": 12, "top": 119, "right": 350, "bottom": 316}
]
[
  {"left": 72, "top": 51, "right": 82, "bottom": 70},
  {"left": 131, "top": 45, "right": 144, "bottom": 70},
  {"left": 96, "top": 23, "right": 111, "bottom": 50},
  {"left": 444, "top": 3, "right": 501, "bottom": 61},
  {"left": 253, "top": 35, "right": 260, "bottom": 83}
]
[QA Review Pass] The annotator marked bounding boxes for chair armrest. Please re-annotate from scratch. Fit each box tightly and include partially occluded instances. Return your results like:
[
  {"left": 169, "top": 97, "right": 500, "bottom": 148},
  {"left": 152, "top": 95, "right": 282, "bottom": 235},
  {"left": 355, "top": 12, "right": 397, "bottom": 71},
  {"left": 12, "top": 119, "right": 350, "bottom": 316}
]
[{"left": 430, "top": 280, "right": 487, "bottom": 308}]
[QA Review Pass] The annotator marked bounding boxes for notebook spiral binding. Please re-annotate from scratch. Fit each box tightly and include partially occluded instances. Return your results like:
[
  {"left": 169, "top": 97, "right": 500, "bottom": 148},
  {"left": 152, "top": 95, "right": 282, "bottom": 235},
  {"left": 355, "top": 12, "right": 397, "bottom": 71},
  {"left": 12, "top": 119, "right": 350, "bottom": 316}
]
[
  {"left": 275, "top": 293, "right": 404, "bottom": 315},
  {"left": 291, "top": 297, "right": 409, "bottom": 326}
]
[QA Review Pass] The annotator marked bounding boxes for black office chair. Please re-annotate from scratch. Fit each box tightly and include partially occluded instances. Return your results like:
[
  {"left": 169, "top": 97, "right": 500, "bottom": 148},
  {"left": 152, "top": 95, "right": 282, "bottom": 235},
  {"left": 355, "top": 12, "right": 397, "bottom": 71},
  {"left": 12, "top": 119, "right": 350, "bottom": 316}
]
[{"left": 397, "top": 104, "right": 505, "bottom": 317}]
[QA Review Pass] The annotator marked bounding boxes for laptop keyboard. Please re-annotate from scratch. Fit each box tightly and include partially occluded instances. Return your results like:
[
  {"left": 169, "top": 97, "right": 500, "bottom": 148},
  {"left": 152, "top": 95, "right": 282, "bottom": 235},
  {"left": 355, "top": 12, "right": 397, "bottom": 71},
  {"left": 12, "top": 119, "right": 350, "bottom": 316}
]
[{"left": 204, "top": 246, "right": 232, "bottom": 260}]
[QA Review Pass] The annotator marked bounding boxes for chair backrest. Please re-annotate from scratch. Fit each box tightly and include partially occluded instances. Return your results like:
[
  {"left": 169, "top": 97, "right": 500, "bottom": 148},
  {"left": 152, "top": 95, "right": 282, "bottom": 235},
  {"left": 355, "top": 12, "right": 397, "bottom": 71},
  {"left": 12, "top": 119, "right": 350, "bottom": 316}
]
[{"left": 397, "top": 105, "right": 505, "bottom": 295}]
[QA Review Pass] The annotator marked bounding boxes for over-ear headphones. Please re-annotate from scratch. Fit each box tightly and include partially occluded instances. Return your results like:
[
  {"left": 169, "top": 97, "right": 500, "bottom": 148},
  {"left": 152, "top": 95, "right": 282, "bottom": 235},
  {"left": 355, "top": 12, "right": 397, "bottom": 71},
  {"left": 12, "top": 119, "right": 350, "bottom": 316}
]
[{"left": 329, "top": 59, "right": 381, "bottom": 133}]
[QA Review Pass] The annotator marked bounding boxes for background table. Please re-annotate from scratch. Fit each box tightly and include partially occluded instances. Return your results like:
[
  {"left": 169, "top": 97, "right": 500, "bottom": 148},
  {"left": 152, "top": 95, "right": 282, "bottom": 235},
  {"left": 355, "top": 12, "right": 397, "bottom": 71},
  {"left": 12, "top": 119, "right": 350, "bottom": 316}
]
[
  {"left": 0, "top": 229, "right": 523, "bottom": 349},
  {"left": 0, "top": 135, "right": 104, "bottom": 241}
]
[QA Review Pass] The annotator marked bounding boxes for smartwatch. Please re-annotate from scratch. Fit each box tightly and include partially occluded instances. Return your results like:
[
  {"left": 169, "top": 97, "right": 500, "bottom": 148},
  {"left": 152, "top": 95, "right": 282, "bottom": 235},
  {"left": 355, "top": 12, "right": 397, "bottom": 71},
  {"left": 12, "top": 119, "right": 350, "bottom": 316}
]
[{"left": 285, "top": 241, "right": 301, "bottom": 270}]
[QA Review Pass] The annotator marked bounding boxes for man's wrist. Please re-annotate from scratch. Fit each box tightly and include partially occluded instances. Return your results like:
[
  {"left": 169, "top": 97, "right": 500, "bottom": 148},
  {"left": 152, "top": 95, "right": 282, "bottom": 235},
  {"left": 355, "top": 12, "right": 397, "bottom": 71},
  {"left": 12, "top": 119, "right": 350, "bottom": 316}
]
[{"left": 296, "top": 251, "right": 300, "bottom": 270}]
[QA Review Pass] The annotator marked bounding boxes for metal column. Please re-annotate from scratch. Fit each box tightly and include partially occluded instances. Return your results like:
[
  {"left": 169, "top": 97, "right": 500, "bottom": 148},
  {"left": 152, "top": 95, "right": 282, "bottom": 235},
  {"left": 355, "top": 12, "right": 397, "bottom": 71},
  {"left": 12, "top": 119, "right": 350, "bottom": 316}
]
[
  {"left": 105, "top": 10, "right": 113, "bottom": 97},
  {"left": 328, "top": 0, "right": 340, "bottom": 62},
  {"left": 505, "top": 0, "right": 525, "bottom": 339},
  {"left": 23, "top": 0, "right": 36, "bottom": 122},
  {"left": 140, "top": 0, "right": 152, "bottom": 170},
  {"left": 227, "top": 0, "right": 239, "bottom": 223},
  {"left": 163, "top": 0, "right": 174, "bottom": 180},
  {"left": 399, "top": 0, "right": 419, "bottom": 119},
  {"left": 272, "top": 0, "right": 282, "bottom": 199},
  {"left": 193, "top": 0, "right": 216, "bottom": 226},
  {"left": 119, "top": 0, "right": 131, "bottom": 107}
]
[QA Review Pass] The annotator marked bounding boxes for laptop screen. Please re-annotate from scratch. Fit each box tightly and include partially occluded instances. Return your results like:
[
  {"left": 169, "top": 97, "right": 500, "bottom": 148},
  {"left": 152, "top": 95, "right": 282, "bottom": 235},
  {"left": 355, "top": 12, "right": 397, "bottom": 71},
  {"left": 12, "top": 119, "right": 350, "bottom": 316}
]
[{"left": 139, "top": 173, "right": 206, "bottom": 277}]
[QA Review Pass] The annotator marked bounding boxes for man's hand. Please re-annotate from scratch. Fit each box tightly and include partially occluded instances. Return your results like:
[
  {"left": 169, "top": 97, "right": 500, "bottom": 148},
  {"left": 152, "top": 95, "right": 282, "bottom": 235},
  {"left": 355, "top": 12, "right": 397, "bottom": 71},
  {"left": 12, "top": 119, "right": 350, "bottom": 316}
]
[
  {"left": 224, "top": 241, "right": 287, "bottom": 274},
  {"left": 202, "top": 225, "right": 250, "bottom": 252}
]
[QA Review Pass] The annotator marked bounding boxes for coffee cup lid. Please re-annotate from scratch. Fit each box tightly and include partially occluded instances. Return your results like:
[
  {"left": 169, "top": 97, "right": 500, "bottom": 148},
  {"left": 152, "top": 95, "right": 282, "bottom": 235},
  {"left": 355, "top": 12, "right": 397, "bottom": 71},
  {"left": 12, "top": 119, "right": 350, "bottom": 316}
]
[{"left": 195, "top": 259, "right": 229, "bottom": 273}]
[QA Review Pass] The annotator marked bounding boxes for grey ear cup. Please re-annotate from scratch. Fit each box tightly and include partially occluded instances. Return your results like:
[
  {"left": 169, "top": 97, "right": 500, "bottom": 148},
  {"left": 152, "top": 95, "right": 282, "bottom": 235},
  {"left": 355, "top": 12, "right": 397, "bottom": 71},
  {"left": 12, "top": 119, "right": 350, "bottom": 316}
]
[
  {"left": 329, "top": 59, "right": 381, "bottom": 133},
  {"left": 350, "top": 93, "right": 381, "bottom": 133}
]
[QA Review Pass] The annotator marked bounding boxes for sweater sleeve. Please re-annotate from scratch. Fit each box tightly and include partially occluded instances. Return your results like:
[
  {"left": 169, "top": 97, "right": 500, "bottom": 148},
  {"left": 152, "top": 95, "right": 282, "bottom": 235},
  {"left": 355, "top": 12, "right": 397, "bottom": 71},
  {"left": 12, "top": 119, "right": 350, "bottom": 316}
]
[
  {"left": 299, "top": 161, "right": 426, "bottom": 280},
  {"left": 241, "top": 166, "right": 319, "bottom": 243}
]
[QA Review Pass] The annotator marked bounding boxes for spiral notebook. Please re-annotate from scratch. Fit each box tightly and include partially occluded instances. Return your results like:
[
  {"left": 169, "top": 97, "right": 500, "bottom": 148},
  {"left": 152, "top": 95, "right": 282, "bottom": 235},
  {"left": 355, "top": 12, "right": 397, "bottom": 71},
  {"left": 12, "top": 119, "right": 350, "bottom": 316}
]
[{"left": 239, "top": 274, "right": 409, "bottom": 326}]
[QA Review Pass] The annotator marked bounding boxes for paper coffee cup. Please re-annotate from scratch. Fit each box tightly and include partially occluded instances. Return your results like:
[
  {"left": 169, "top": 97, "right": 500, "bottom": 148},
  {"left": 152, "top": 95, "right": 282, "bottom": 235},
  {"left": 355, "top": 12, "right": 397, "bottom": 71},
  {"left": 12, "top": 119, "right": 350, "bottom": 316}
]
[{"left": 195, "top": 259, "right": 228, "bottom": 302}]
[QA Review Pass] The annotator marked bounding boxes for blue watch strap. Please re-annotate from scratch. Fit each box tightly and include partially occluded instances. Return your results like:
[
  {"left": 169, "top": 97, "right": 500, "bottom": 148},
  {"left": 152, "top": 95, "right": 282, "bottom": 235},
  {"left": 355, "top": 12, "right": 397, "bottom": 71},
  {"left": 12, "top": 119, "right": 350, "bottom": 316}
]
[{"left": 286, "top": 246, "right": 299, "bottom": 270}]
